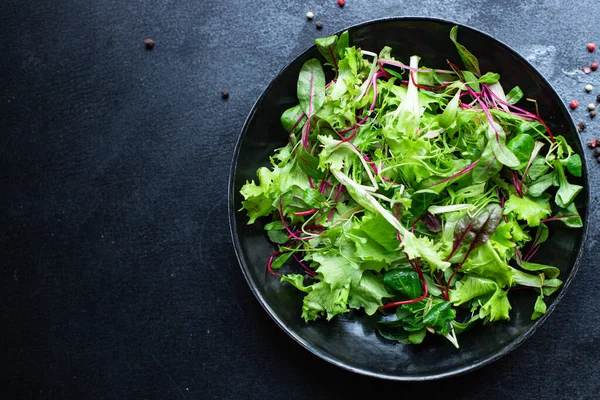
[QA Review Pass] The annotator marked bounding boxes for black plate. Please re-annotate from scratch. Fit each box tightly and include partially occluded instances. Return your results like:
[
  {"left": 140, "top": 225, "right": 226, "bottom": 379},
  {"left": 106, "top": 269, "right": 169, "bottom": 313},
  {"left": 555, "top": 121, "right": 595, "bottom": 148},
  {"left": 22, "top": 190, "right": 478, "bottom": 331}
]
[{"left": 228, "top": 17, "right": 589, "bottom": 380}]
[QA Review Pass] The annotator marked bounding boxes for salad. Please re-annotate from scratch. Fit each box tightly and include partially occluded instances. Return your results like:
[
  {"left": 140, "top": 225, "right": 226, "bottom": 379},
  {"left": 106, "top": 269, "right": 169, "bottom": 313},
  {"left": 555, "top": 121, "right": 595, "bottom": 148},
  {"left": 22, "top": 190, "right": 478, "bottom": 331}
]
[{"left": 239, "top": 27, "right": 583, "bottom": 347}]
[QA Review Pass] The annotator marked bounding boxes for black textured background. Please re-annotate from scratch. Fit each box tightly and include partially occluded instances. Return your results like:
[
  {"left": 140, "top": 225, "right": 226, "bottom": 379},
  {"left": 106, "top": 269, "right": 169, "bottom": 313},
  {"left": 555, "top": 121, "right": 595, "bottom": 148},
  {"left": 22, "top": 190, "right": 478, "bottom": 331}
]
[{"left": 1, "top": 1, "right": 599, "bottom": 398}]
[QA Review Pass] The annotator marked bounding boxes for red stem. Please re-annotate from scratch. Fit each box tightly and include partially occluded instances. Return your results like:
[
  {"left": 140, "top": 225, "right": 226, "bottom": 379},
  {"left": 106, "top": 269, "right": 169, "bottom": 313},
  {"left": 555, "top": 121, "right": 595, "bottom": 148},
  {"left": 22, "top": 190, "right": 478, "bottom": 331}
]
[
  {"left": 445, "top": 242, "right": 475, "bottom": 299},
  {"left": 267, "top": 251, "right": 282, "bottom": 276}
]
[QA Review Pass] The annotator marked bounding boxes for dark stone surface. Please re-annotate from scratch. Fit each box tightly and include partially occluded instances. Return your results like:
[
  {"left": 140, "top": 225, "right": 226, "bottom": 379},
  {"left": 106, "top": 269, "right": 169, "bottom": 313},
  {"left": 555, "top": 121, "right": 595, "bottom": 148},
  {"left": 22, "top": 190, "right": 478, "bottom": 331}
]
[{"left": 0, "top": 0, "right": 598, "bottom": 398}]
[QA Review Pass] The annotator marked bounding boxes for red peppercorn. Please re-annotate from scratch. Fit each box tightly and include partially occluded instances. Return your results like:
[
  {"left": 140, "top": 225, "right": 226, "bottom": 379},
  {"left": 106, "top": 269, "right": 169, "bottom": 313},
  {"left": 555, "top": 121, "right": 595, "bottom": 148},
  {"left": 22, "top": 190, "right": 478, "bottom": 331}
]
[
  {"left": 337, "top": 0, "right": 345, "bottom": 6},
  {"left": 588, "top": 43, "right": 596, "bottom": 52},
  {"left": 588, "top": 141, "right": 596, "bottom": 149},
  {"left": 592, "top": 62, "right": 599, "bottom": 71},
  {"left": 570, "top": 100, "right": 579, "bottom": 109}
]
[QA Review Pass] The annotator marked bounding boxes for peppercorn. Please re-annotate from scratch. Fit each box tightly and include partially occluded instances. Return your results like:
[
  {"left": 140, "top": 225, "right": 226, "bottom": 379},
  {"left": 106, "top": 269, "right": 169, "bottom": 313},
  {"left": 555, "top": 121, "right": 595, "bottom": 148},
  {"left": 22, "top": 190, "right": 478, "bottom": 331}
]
[
  {"left": 589, "top": 103, "right": 596, "bottom": 111},
  {"left": 315, "top": 21, "right": 323, "bottom": 30},
  {"left": 591, "top": 110, "right": 597, "bottom": 118},
  {"left": 597, "top": 94, "right": 600, "bottom": 103},
  {"left": 597, "top": 156, "right": 600, "bottom": 163},
  {"left": 596, "top": 138, "right": 600, "bottom": 146},
  {"left": 144, "top": 38, "right": 154, "bottom": 50},
  {"left": 588, "top": 43, "right": 596, "bottom": 52},
  {"left": 570, "top": 100, "right": 579, "bottom": 109},
  {"left": 586, "top": 84, "right": 594, "bottom": 92},
  {"left": 306, "top": 11, "right": 314, "bottom": 20},
  {"left": 593, "top": 147, "right": 600, "bottom": 157},
  {"left": 337, "top": 0, "right": 345, "bottom": 6},
  {"left": 577, "top": 121, "right": 586, "bottom": 133},
  {"left": 588, "top": 140, "right": 596, "bottom": 149},
  {"left": 221, "top": 89, "right": 229, "bottom": 99},
  {"left": 592, "top": 62, "right": 599, "bottom": 71},
  {"left": 583, "top": 66, "right": 592, "bottom": 74}
]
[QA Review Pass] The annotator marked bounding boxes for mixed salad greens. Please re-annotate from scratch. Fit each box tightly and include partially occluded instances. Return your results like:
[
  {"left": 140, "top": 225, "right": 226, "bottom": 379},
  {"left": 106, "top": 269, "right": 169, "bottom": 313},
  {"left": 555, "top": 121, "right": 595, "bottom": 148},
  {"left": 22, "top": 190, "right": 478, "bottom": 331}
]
[{"left": 239, "top": 27, "right": 583, "bottom": 347}]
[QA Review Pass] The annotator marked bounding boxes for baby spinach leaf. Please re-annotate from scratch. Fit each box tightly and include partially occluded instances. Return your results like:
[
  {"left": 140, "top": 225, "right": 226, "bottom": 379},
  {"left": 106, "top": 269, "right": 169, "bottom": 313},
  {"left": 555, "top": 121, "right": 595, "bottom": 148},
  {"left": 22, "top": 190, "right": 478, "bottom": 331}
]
[
  {"left": 566, "top": 154, "right": 582, "bottom": 177},
  {"left": 527, "top": 171, "right": 556, "bottom": 197},
  {"left": 477, "top": 72, "right": 500, "bottom": 84},
  {"left": 423, "top": 302, "right": 456, "bottom": 331},
  {"left": 268, "top": 230, "right": 289, "bottom": 244},
  {"left": 506, "top": 86, "right": 523, "bottom": 104},
  {"left": 384, "top": 269, "right": 422, "bottom": 299},
  {"left": 408, "top": 328, "right": 427, "bottom": 344},
  {"left": 507, "top": 134, "right": 535, "bottom": 169}
]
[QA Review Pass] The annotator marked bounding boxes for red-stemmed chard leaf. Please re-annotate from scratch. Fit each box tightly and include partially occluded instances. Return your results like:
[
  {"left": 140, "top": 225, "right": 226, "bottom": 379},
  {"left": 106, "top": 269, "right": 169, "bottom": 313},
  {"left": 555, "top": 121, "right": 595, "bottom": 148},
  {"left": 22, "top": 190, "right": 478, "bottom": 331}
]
[{"left": 297, "top": 59, "right": 326, "bottom": 148}]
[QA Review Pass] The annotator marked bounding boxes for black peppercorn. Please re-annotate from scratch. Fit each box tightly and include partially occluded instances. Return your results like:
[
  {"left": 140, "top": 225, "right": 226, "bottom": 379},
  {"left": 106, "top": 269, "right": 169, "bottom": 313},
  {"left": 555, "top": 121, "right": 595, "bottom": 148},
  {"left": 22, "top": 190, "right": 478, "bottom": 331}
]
[
  {"left": 315, "top": 21, "right": 323, "bottom": 30},
  {"left": 597, "top": 94, "right": 600, "bottom": 103},
  {"left": 593, "top": 147, "right": 600, "bottom": 157},
  {"left": 221, "top": 89, "right": 229, "bottom": 99},
  {"left": 144, "top": 38, "right": 154, "bottom": 50},
  {"left": 596, "top": 155, "right": 600, "bottom": 164},
  {"left": 591, "top": 110, "right": 597, "bottom": 119},
  {"left": 577, "top": 121, "right": 586, "bottom": 133}
]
